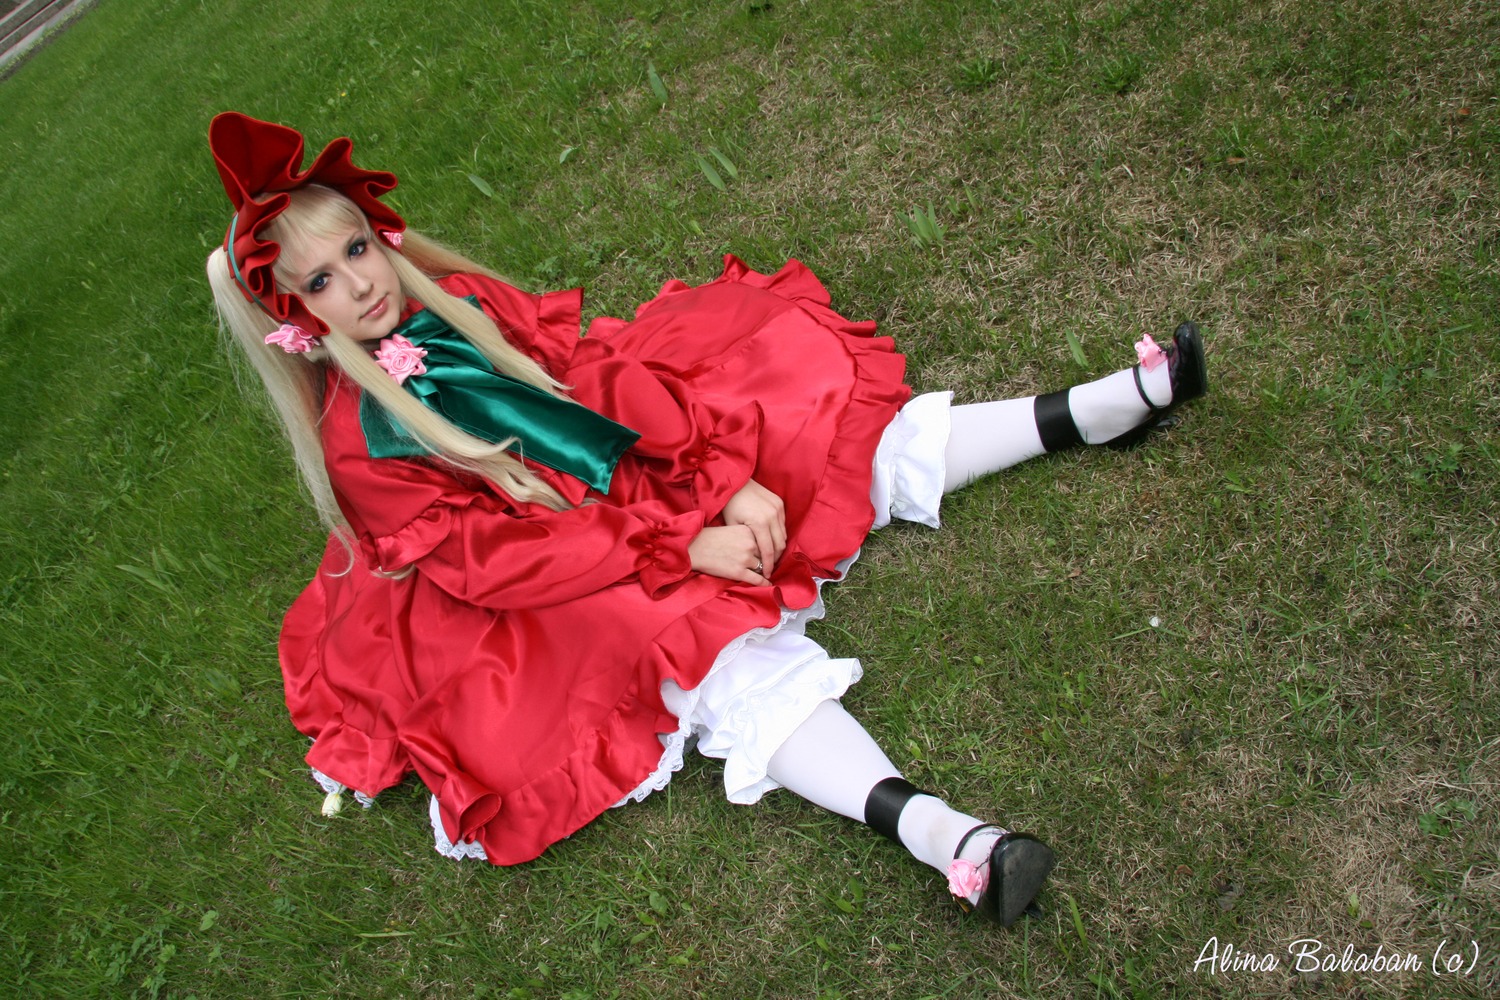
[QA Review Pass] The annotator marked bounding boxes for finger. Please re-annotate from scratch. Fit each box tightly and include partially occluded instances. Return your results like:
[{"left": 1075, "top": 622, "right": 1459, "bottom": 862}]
[
  {"left": 731, "top": 526, "right": 760, "bottom": 575},
  {"left": 749, "top": 524, "right": 775, "bottom": 578},
  {"left": 721, "top": 564, "right": 771, "bottom": 587},
  {"left": 752, "top": 515, "right": 783, "bottom": 567},
  {"left": 765, "top": 493, "right": 787, "bottom": 561}
]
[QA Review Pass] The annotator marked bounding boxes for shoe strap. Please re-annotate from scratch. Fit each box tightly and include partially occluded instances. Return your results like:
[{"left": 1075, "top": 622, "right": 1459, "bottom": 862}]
[
  {"left": 1034, "top": 390, "right": 1083, "bottom": 452},
  {"left": 953, "top": 822, "right": 1006, "bottom": 863},
  {"left": 1130, "top": 363, "right": 1166, "bottom": 416},
  {"left": 863, "top": 776, "right": 926, "bottom": 845}
]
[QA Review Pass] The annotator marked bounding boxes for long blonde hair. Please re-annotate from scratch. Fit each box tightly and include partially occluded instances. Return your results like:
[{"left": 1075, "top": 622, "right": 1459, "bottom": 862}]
[{"left": 207, "top": 186, "right": 571, "bottom": 550}]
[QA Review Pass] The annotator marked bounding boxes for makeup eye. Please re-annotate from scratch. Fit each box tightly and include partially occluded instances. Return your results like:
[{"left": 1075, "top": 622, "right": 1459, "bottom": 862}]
[
  {"left": 307, "top": 274, "right": 329, "bottom": 294},
  {"left": 349, "top": 238, "right": 367, "bottom": 258}
]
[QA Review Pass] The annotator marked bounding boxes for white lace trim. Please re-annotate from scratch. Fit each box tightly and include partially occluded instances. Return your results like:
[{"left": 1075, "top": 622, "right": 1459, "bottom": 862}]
[
  {"left": 429, "top": 794, "right": 490, "bottom": 860},
  {"left": 310, "top": 766, "right": 375, "bottom": 812},
  {"left": 609, "top": 708, "right": 695, "bottom": 807}
]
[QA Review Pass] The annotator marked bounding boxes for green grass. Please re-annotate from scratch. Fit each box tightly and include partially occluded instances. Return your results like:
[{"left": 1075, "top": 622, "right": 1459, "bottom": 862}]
[{"left": 2, "top": 0, "right": 1497, "bottom": 996}]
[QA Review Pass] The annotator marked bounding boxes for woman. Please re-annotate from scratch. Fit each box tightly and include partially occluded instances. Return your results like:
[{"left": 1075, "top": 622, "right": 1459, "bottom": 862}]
[{"left": 206, "top": 111, "right": 1206, "bottom": 925}]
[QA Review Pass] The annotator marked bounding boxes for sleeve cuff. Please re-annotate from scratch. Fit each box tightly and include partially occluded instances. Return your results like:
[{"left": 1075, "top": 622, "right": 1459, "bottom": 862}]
[
  {"left": 371, "top": 495, "right": 475, "bottom": 572},
  {"left": 688, "top": 401, "right": 763, "bottom": 518},
  {"left": 636, "top": 509, "right": 706, "bottom": 596},
  {"left": 436, "top": 770, "right": 503, "bottom": 845}
]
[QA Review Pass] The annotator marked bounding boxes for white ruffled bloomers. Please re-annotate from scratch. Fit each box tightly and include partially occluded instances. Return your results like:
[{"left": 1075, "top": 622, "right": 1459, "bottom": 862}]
[{"left": 318, "top": 392, "right": 952, "bottom": 862}]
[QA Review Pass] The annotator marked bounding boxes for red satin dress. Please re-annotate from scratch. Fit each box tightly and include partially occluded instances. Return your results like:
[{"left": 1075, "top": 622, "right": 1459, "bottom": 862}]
[{"left": 278, "top": 256, "right": 911, "bottom": 864}]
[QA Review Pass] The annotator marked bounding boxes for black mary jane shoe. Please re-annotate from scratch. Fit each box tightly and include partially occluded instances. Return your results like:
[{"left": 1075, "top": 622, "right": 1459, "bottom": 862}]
[
  {"left": 951, "top": 824, "right": 1057, "bottom": 927},
  {"left": 1105, "top": 321, "right": 1208, "bottom": 449},
  {"left": 865, "top": 778, "right": 1056, "bottom": 928}
]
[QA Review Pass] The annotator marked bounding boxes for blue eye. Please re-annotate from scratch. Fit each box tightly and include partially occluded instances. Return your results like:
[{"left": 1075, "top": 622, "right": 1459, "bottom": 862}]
[
  {"left": 307, "top": 274, "right": 328, "bottom": 294},
  {"left": 349, "top": 238, "right": 367, "bottom": 258}
]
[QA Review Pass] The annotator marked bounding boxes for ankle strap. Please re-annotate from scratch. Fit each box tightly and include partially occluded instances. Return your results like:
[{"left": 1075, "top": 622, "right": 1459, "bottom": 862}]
[
  {"left": 953, "top": 822, "right": 1006, "bottom": 861},
  {"left": 1131, "top": 364, "right": 1165, "bottom": 416},
  {"left": 864, "top": 776, "right": 925, "bottom": 845}
]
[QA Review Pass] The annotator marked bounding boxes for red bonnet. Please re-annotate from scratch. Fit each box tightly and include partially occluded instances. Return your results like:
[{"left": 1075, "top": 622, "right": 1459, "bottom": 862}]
[{"left": 209, "top": 111, "right": 406, "bottom": 336}]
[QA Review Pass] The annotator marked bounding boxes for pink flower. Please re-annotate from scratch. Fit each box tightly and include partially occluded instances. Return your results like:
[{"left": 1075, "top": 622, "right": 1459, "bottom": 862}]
[
  {"left": 265, "top": 323, "right": 316, "bottom": 354},
  {"left": 382, "top": 229, "right": 404, "bottom": 249},
  {"left": 373, "top": 334, "right": 428, "bottom": 384},
  {"left": 1135, "top": 334, "right": 1167, "bottom": 372},
  {"left": 946, "top": 859, "right": 987, "bottom": 899}
]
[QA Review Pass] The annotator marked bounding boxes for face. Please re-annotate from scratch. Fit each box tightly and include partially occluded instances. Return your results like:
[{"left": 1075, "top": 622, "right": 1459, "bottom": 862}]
[{"left": 283, "top": 228, "right": 405, "bottom": 342}]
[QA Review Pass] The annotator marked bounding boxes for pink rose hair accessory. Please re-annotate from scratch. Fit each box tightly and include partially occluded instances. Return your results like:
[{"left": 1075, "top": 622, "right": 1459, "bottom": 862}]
[
  {"left": 381, "top": 230, "right": 404, "bottom": 250},
  {"left": 373, "top": 334, "right": 428, "bottom": 384},
  {"left": 946, "top": 859, "right": 987, "bottom": 900},
  {"left": 1135, "top": 334, "right": 1167, "bottom": 372},
  {"left": 265, "top": 323, "right": 316, "bottom": 354}
]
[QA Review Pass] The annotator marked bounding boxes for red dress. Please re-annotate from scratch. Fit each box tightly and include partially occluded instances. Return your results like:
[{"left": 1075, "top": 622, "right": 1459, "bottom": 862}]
[{"left": 279, "top": 256, "right": 911, "bottom": 864}]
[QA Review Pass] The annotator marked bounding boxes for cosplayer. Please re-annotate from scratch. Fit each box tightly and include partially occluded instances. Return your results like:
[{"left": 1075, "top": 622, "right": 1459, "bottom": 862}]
[{"left": 205, "top": 112, "right": 1206, "bottom": 927}]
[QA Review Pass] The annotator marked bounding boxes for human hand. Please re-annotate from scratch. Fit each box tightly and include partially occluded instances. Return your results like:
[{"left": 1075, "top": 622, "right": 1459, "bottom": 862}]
[
  {"left": 721, "top": 479, "right": 786, "bottom": 578},
  {"left": 688, "top": 525, "right": 773, "bottom": 586}
]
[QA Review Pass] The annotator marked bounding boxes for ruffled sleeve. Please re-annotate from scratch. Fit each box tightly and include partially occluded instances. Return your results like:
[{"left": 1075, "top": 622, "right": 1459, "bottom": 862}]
[
  {"left": 375, "top": 491, "right": 704, "bottom": 606},
  {"left": 321, "top": 371, "right": 702, "bottom": 605}
]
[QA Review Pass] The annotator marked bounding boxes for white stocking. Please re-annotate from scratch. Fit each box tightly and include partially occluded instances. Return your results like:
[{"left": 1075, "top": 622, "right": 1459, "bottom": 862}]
[
  {"left": 941, "top": 361, "right": 1173, "bottom": 492},
  {"left": 765, "top": 700, "right": 1000, "bottom": 893},
  {"left": 765, "top": 700, "right": 900, "bottom": 821},
  {"left": 1068, "top": 365, "right": 1172, "bottom": 444},
  {"left": 941, "top": 398, "right": 1044, "bottom": 491}
]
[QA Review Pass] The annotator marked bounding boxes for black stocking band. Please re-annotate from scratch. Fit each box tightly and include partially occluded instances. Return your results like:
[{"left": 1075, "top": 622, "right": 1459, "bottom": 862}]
[
  {"left": 1034, "top": 390, "right": 1083, "bottom": 452},
  {"left": 864, "top": 776, "right": 925, "bottom": 845}
]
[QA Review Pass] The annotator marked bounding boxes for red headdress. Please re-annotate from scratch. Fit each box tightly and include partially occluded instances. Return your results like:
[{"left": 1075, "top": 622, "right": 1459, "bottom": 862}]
[{"left": 209, "top": 111, "right": 406, "bottom": 343}]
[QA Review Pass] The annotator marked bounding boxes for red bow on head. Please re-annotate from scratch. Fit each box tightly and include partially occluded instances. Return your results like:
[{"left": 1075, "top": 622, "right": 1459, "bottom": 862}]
[{"left": 209, "top": 111, "right": 406, "bottom": 337}]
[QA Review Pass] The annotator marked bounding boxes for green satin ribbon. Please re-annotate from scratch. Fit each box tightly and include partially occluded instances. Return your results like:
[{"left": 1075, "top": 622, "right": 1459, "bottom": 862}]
[{"left": 359, "top": 297, "right": 639, "bottom": 493}]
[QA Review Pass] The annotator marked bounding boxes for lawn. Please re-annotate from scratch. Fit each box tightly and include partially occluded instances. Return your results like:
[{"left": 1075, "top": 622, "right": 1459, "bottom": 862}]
[{"left": 1, "top": 0, "right": 1495, "bottom": 997}]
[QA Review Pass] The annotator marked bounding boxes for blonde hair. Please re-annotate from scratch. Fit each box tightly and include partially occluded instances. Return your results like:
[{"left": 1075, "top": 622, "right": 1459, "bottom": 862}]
[{"left": 207, "top": 186, "right": 570, "bottom": 558}]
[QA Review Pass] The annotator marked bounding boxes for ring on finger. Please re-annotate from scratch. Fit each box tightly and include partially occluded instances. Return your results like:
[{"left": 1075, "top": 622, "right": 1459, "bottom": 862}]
[{"left": 754, "top": 561, "right": 764, "bottom": 575}]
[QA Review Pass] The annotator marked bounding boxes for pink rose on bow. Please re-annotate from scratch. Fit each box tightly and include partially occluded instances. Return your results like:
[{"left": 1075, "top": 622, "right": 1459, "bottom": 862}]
[
  {"left": 946, "top": 859, "right": 986, "bottom": 899},
  {"left": 1135, "top": 334, "right": 1167, "bottom": 372},
  {"left": 265, "top": 323, "right": 316, "bottom": 354},
  {"left": 381, "top": 230, "right": 404, "bottom": 249},
  {"left": 373, "top": 334, "right": 428, "bottom": 384}
]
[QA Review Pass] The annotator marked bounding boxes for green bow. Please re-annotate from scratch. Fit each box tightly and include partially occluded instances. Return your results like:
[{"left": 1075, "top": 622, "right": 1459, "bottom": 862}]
[{"left": 359, "top": 297, "right": 639, "bottom": 493}]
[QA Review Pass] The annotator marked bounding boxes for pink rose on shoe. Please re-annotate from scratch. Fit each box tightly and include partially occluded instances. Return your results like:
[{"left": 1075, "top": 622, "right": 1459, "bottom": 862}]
[
  {"left": 374, "top": 334, "right": 428, "bottom": 384},
  {"left": 946, "top": 859, "right": 986, "bottom": 898},
  {"left": 1135, "top": 334, "right": 1167, "bottom": 371}
]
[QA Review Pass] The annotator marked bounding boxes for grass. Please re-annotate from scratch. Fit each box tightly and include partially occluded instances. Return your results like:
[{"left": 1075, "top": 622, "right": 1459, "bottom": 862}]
[{"left": 2, "top": 0, "right": 1497, "bottom": 996}]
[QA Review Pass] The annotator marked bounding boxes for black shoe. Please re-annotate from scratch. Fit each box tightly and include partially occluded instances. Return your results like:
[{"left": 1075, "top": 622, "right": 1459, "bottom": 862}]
[
  {"left": 1104, "top": 321, "right": 1208, "bottom": 449},
  {"left": 866, "top": 778, "right": 1056, "bottom": 928},
  {"left": 952, "top": 824, "right": 1056, "bottom": 927}
]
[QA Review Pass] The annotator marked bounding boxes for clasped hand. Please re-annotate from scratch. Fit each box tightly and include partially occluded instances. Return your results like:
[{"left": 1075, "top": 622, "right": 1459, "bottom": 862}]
[{"left": 687, "top": 479, "right": 786, "bottom": 586}]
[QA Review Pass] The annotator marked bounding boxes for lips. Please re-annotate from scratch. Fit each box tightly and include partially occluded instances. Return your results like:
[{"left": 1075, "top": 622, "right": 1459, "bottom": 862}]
[{"left": 362, "top": 294, "right": 389, "bottom": 321}]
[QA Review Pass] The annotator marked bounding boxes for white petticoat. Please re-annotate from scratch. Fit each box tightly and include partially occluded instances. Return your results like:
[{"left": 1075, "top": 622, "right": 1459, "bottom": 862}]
[{"left": 318, "top": 392, "right": 952, "bottom": 861}]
